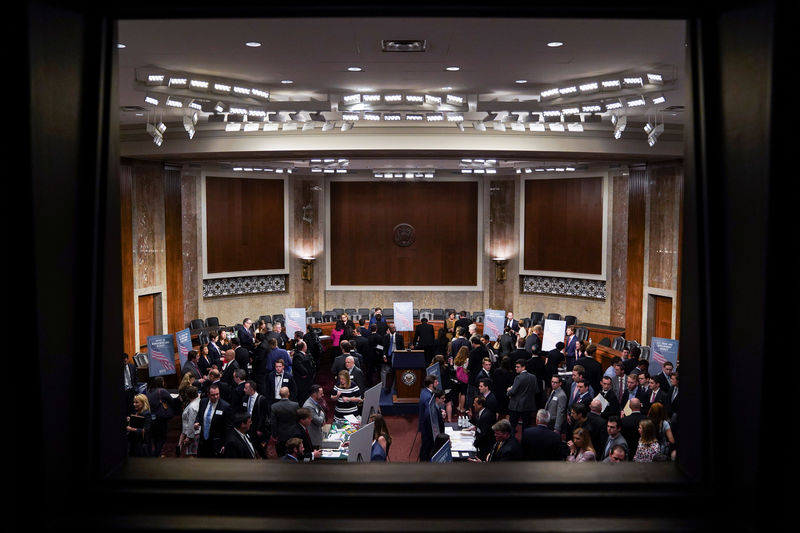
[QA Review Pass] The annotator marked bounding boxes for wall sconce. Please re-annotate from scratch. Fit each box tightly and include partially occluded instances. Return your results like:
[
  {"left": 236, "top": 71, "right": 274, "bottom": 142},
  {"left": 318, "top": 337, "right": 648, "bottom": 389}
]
[
  {"left": 300, "top": 257, "right": 316, "bottom": 281},
  {"left": 493, "top": 257, "right": 508, "bottom": 282}
]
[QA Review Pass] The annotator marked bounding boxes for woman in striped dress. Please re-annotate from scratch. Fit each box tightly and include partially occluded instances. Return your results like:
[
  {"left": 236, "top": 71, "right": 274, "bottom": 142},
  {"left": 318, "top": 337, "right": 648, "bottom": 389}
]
[{"left": 332, "top": 369, "right": 362, "bottom": 421}]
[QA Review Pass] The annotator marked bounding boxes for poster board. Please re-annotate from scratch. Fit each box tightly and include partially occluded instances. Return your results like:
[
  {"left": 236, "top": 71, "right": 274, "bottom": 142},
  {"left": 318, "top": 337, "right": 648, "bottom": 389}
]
[
  {"left": 649, "top": 337, "right": 679, "bottom": 376},
  {"left": 393, "top": 301, "right": 414, "bottom": 332},
  {"left": 284, "top": 307, "right": 307, "bottom": 339},
  {"left": 483, "top": 309, "right": 505, "bottom": 341},
  {"left": 542, "top": 319, "right": 567, "bottom": 352},
  {"left": 147, "top": 334, "right": 176, "bottom": 377},
  {"left": 175, "top": 328, "right": 192, "bottom": 370},
  {"left": 347, "top": 421, "right": 375, "bottom": 463}
]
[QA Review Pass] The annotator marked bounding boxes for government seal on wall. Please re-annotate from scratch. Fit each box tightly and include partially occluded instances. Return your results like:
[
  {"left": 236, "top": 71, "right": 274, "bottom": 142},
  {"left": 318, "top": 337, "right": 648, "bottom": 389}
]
[{"left": 393, "top": 223, "right": 415, "bottom": 247}]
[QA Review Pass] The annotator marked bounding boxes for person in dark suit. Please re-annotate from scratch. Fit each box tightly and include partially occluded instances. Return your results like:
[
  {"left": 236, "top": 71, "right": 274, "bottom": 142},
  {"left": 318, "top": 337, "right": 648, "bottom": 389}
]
[
  {"left": 524, "top": 351, "right": 547, "bottom": 407},
  {"left": 383, "top": 324, "right": 405, "bottom": 391},
  {"left": 267, "top": 322, "right": 289, "bottom": 350},
  {"left": 544, "top": 342, "right": 566, "bottom": 376},
  {"left": 291, "top": 340, "right": 315, "bottom": 408},
  {"left": 181, "top": 350, "right": 203, "bottom": 382},
  {"left": 223, "top": 412, "right": 257, "bottom": 459},
  {"left": 303, "top": 325, "right": 323, "bottom": 370},
  {"left": 472, "top": 357, "right": 494, "bottom": 388},
  {"left": 507, "top": 335, "right": 529, "bottom": 367},
  {"left": 230, "top": 369, "right": 247, "bottom": 413},
  {"left": 287, "top": 408, "right": 322, "bottom": 461},
  {"left": 587, "top": 400, "right": 609, "bottom": 454},
  {"left": 524, "top": 325, "right": 543, "bottom": 354},
  {"left": 643, "top": 376, "right": 670, "bottom": 414},
  {"left": 366, "top": 324, "right": 385, "bottom": 386},
  {"left": 570, "top": 380, "right": 593, "bottom": 411},
  {"left": 194, "top": 383, "right": 232, "bottom": 458},
  {"left": 576, "top": 344, "right": 603, "bottom": 395},
  {"left": 331, "top": 342, "right": 362, "bottom": 375},
  {"left": 564, "top": 325, "right": 578, "bottom": 370},
  {"left": 453, "top": 311, "right": 473, "bottom": 336},
  {"left": 654, "top": 361, "right": 674, "bottom": 395},
  {"left": 265, "top": 359, "right": 297, "bottom": 409},
  {"left": 412, "top": 318, "right": 435, "bottom": 365},
  {"left": 497, "top": 326, "right": 516, "bottom": 359},
  {"left": 598, "top": 376, "right": 621, "bottom": 419},
  {"left": 507, "top": 360, "right": 539, "bottom": 430},
  {"left": 521, "top": 410, "right": 566, "bottom": 461},
  {"left": 265, "top": 337, "right": 292, "bottom": 375},
  {"left": 242, "top": 380, "right": 270, "bottom": 458},
  {"left": 622, "top": 346, "right": 641, "bottom": 375},
  {"left": 469, "top": 419, "right": 522, "bottom": 462},
  {"left": 469, "top": 395, "right": 496, "bottom": 461},
  {"left": 352, "top": 327, "right": 371, "bottom": 365},
  {"left": 544, "top": 375, "right": 568, "bottom": 435},
  {"left": 270, "top": 386, "right": 300, "bottom": 457},
  {"left": 220, "top": 349, "right": 240, "bottom": 392},
  {"left": 476, "top": 378, "right": 499, "bottom": 415},
  {"left": 250, "top": 333, "right": 271, "bottom": 395},
  {"left": 419, "top": 390, "right": 446, "bottom": 462},
  {"left": 123, "top": 353, "right": 138, "bottom": 416},
  {"left": 206, "top": 331, "right": 223, "bottom": 367},
  {"left": 282, "top": 437, "right": 303, "bottom": 462},
  {"left": 368, "top": 308, "right": 389, "bottom": 336},
  {"left": 449, "top": 327, "right": 470, "bottom": 363},
  {"left": 504, "top": 311, "right": 520, "bottom": 334},
  {"left": 621, "top": 374, "right": 648, "bottom": 408},
  {"left": 235, "top": 318, "right": 255, "bottom": 353},
  {"left": 620, "top": 397, "right": 647, "bottom": 460},
  {"left": 231, "top": 337, "right": 250, "bottom": 377}
]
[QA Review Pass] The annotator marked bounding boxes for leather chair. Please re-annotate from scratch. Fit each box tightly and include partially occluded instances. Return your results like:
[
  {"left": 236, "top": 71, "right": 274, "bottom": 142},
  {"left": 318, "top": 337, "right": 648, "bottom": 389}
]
[
  {"left": 189, "top": 319, "right": 205, "bottom": 332},
  {"left": 432, "top": 308, "right": 445, "bottom": 320},
  {"left": 599, "top": 337, "right": 611, "bottom": 347},
  {"left": 530, "top": 312, "right": 544, "bottom": 326},
  {"left": 564, "top": 315, "right": 577, "bottom": 328},
  {"left": 575, "top": 326, "right": 590, "bottom": 342},
  {"left": 546, "top": 313, "right": 562, "bottom": 321},
  {"left": 205, "top": 317, "right": 220, "bottom": 328},
  {"left": 272, "top": 314, "right": 285, "bottom": 325},
  {"left": 612, "top": 336, "right": 626, "bottom": 351},
  {"left": 640, "top": 346, "right": 651, "bottom": 360}
]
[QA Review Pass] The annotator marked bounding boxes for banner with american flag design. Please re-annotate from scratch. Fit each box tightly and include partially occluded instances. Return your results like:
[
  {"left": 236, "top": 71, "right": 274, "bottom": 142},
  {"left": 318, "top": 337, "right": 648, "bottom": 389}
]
[
  {"left": 147, "top": 334, "right": 177, "bottom": 378},
  {"left": 649, "top": 337, "right": 679, "bottom": 375}
]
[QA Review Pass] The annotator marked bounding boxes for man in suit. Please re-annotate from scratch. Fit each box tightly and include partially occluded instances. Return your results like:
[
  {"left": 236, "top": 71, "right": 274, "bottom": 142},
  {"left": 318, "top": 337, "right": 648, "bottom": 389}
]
[
  {"left": 267, "top": 322, "right": 289, "bottom": 350},
  {"left": 230, "top": 369, "right": 248, "bottom": 412},
  {"left": 206, "top": 331, "right": 223, "bottom": 367},
  {"left": 265, "top": 359, "right": 296, "bottom": 409},
  {"left": 449, "top": 327, "right": 470, "bottom": 363},
  {"left": 220, "top": 349, "right": 240, "bottom": 392},
  {"left": 231, "top": 337, "right": 250, "bottom": 377},
  {"left": 194, "top": 383, "right": 232, "bottom": 458},
  {"left": 282, "top": 437, "right": 303, "bottom": 462},
  {"left": 181, "top": 350, "right": 203, "bottom": 382},
  {"left": 291, "top": 340, "right": 315, "bottom": 407},
  {"left": 266, "top": 338, "right": 292, "bottom": 375},
  {"left": 544, "top": 375, "right": 568, "bottom": 435},
  {"left": 507, "top": 360, "right": 539, "bottom": 431},
  {"left": 599, "top": 376, "right": 621, "bottom": 419},
  {"left": 654, "top": 361, "right": 674, "bottom": 395},
  {"left": 570, "top": 380, "right": 593, "bottom": 411},
  {"left": 223, "top": 412, "right": 257, "bottom": 459},
  {"left": 544, "top": 342, "right": 566, "bottom": 376},
  {"left": 576, "top": 344, "right": 603, "bottom": 395},
  {"left": 669, "top": 372, "right": 679, "bottom": 419},
  {"left": 565, "top": 365, "right": 595, "bottom": 406},
  {"left": 453, "top": 311, "right": 472, "bottom": 337},
  {"left": 123, "top": 353, "right": 138, "bottom": 416},
  {"left": 469, "top": 419, "right": 522, "bottom": 462},
  {"left": 524, "top": 324, "right": 543, "bottom": 354},
  {"left": 587, "top": 400, "right": 608, "bottom": 453},
  {"left": 610, "top": 362, "right": 627, "bottom": 405},
  {"left": 504, "top": 311, "right": 520, "bottom": 334},
  {"left": 270, "top": 386, "right": 300, "bottom": 457},
  {"left": 521, "top": 410, "right": 566, "bottom": 461},
  {"left": 412, "top": 318, "right": 435, "bottom": 365},
  {"left": 620, "top": 398, "right": 647, "bottom": 460},
  {"left": 599, "top": 415, "right": 628, "bottom": 461},
  {"left": 250, "top": 333, "right": 271, "bottom": 395},
  {"left": 369, "top": 307, "right": 389, "bottom": 336},
  {"left": 303, "top": 325, "right": 324, "bottom": 370},
  {"left": 200, "top": 368, "right": 230, "bottom": 402},
  {"left": 235, "top": 318, "right": 255, "bottom": 353},
  {"left": 352, "top": 327, "right": 371, "bottom": 366},
  {"left": 644, "top": 376, "right": 670, "bottom": 414},
  {"left": 507, "top": 335, "right": 529, "bottom": 366},
  {"left": 288, "top": 408, "right": 322, "bottom": 461},
  {"left": 524, "top": 349, "right": 547, "bottom": 407},
  {"left": 469, "top": 395, "right": 496, "bottom": 461},
  {"left": 564, "top": 325, "right": 578, "bottom": 370},
  {"left": 344, "top": 355, "right": 366, "bottom": 392},
  {"left": 384, "top": 324, "right": 405, "bottom": 390},
  {"left": 476, "top": 378, "right": 499, "bottom": 415},
  {"left": 498, "top": 326, "right": 516, "bottom": 359},
  {"left": 331, "top": 341, "right": 361, "bottom": 374},
  {"left": 417, "top": 377, "right": 438, "bottom": 461},
  {"left": 622, "top": 346, "right": 642, "bottom": 375},
  {"left": 302, "top": 385, "right": 326, "bottom": 449},
  {"left": 473, "top": 357, "right": 494, "bottom": 388},
  {"left": 242, "top": 380, "right": 270, "bottom": 458},
  {"left": 366, "top": 324, "right": 385, "bottom": 386},
  {"left": 621, "top": 374, "right": 647, "bottom": 409}
]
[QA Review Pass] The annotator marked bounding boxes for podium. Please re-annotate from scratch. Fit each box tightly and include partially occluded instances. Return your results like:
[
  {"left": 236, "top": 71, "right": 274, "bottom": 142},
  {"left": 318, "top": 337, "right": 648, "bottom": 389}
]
[{"left": 392, "top": 350, "right": 426, "bottom": 404}]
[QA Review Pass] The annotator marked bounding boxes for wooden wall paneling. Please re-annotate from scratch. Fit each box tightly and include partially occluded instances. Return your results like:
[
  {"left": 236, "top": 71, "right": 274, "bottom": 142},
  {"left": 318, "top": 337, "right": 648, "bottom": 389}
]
[
  {"left": 329, "top": 181, "right": 478, "bottom": 286},
  {"left": 205, "top": 176, "right": 285, "bottom": 274},
  {"left": 120, "top": 161, "right": 136, "bottom": 355},
  {"left": 676, "top": 163, "right": 684, "bottom": 340},
  {"left": 648, "top": 164, "right": 679, "bottom": 290},
  {"left": 523, "top": 177, "right": 603, "bottom": 274},
  {"left": 296, "top": 178, "right": 322, "bottom": 310},
  {"left": 181, "top": 168, "right": 200, "bottom": 325},
  {"left": 625, "top": 167, "right": 647, "bottom": 342},
  {"left": 610, "top": 173, "right": 629, "bottom": 328},
  {"left": 132, "top": 162, "right": 165, "bottom": 290},
  {"left": 164, "top": 167, "right": 184, "bottom": 332}
]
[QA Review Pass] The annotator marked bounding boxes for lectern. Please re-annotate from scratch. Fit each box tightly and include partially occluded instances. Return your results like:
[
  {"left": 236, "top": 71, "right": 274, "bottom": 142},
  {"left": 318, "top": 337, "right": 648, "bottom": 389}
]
[{"left": 392, "top": 350, "right": 426, "bottom": 403}]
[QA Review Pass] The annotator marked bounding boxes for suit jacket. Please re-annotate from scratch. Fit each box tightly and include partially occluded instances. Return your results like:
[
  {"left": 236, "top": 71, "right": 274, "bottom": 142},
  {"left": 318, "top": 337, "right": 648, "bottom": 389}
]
[
  {"left": 544, "top": 387, "right": 568, "bottom": 433},
  {"left": 234, "top": 346, "right": 250, "bottom": 374},
  {"left": 508, "top": 370, "right": 538, "bottom": 412},
  {"left": 621, "top": 386, "right": 648, "bottom": 408},
  {"left": 195, "top": 397, "right": 232, "bottom": 455},
  {"left": 472, "top": 366, "right": 494, "bottom": 388},
  {"left": 483, "top": 391, "right": 500, "bottom": 414},
  {"left": 498, "top": 334, "right": 516, "bottom": 357},
  {"left": 207, "top": 342, "right": 223, "bottom": 366},
  {"left": 348, "top": 366, "right": 366, "bottom": 392},
  {"left": 182, "top": 360, "right": 202, "bottom": 381},
  {"left": 471, "top": 407, "right": 496, "bottom": 460},
  {"left": 565, "top": 335, "right": 578, "bottom": 360},
  {"left": 467, "top": 345, "right": 489, "bottom": 378},
  {"left": 412, "top": 323, "right": 435, "bottom": 348},
  {"left": 269, "top": 398, "right": 300, "bottom": 443},
  {"left": 245, "top": 393, "right": 270, "bottom": 445},
  {"left": 642, "top": 387, "right": 669, "bottom": 414},
  {"left": 223, "top": 430, "right": 256, "bottom": 459},
  {"left": 265, "top": 371, "right": 297, "bottom": 407},
  {"left": 504, "top": 318, "right": 520, "bottom": 333},
  {"left": 385, "top": 331, "right": 406, "bottom": 360},
  {"left": 331, "top": 354, "right": 362, "bottom": 375},
  {"left": 230, "top": 381, "right": 246, "bottom": 413},
  {"left": 587, "top": 411, "right": 607, "bottom": 454},
  {"left": 302, "top": 396, "right": 326, "bottom": 447},
  {"left": 453, "top": 317, "right": 473, "bottom": 335},
  {"left": 201, "top": 379, "right": 231, "bottom": 403},
  {"left": 236, "top": 325, "right": 255, "bottom": 352},
  {"left": 220, "top": 359, "right": 240, "bottom": 388},
  {"left": 449, "top": 336, "right": 470, "bottom": 360},
  {"left": 267, "top": 330, "right": 289, "bottom": 350},
  {"left": 367, "top": 333, "right": 385, "bottom": 364},
  {"left": 599, "top": 389, "right": 621, "bottom": 419},
  {"left": 576, "top": 356, "right": 603, "bottom": 394},
  {"left": 418, "top": 387, "right": 433, "bottom": 433},
  {"left": 600, "top": 432, "right": 628, "bottom": 461},
  {"left": 544, "top": 348, "right": 565, "bottom": 377},
  {"left": 354, "top": 335, "right": 371, "bottom": 361},
  {"left": 522, "top": 424, "right": 565, "bottom": 461},
  {"left": 292, "top": 351, "right": 315, "bottom": 389},
  {"left": 267, "top": 348, "right": 292, "bottom": 374},
  {"left": 620, "top": 411, "right": 646, "bottom": 459},
  {"left": 508, "top": 348, "right": 529, "bottom": 366},
  {"left": 524, "top": 333, "right": 542, "bottom": 354},
  {"left": 251, "top": 344, "right": 271, "bottom": 386},
  {"left": 622, "top": 357, "right": 638, "bottom": 375},
  {"left": 288, "top": 423, "right": 315, "bottom": 461},
  {"left": 488, "top": 436, "right": 523, "bottom": 461},
  {"left": 655, "top": 372, "right": 672, "bottom": 394}
]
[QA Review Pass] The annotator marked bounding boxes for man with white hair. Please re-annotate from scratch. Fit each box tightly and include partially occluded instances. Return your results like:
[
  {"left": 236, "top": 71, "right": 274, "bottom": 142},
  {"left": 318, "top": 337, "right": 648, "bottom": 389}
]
[{"left": 521, "top": 409, "right": 565, "bottom": 461}]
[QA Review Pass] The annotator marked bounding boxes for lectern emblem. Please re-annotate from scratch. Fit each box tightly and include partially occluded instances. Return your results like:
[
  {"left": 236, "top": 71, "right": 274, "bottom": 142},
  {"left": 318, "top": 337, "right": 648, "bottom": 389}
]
[
  {"left": 401, "top": 370, "right": 417, "bottom": 386},
  {"left": 393, "top": 223, "right": 415, "bottom": 247}
]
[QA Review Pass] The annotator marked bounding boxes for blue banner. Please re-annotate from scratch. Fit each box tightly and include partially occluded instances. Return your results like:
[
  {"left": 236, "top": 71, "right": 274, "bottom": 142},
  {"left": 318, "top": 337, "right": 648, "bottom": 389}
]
[
  {"left": 147, "top": 334, "right": 176, "bottom": 378},
  {"left": 175, "top": 328, "right": 192, "bottom": 371},
  {"left": 426, "top": 362, "right": 442, "bottom": 392},
  {"left": 483, "top": 309, "right": 506, "bottom": 341},
  {"left": 284, "top": 307, "right": 307, "bottom": 339},
  {"left": 393, "top": 301, "right": 414, "bottom": 332},
  {"left": 649, "top": 337, "right": 679, "bottom": 375},
  {"left": 431, "top": 439, "right": 453, "bottom": 463}
]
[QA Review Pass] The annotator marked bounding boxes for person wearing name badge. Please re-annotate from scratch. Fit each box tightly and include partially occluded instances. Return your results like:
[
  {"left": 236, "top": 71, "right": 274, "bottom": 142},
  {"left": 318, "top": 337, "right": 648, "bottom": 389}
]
[
  {"left": 332, "top": 370, "right": 362, "bottom": 421},
  {"left": 194, "top": 383, "right": 232, "bottom": 458}
]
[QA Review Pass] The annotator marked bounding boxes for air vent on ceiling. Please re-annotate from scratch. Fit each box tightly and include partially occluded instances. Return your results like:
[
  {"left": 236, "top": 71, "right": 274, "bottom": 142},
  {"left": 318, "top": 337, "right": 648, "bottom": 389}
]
[{"left": 381, "top": 39, "right": 427, "bottom": 52}]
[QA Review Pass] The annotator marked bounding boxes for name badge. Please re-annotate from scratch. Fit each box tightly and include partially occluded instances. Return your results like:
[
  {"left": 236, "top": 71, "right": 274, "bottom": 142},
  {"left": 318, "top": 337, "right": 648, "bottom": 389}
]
[
  {"left": 376, "top": 344, "right": 384, "bottom": 350},
  {"left": 283, "top": 378, "right": 289, "bottom": 383},
  {"left": 215, "top": 410, "right": 224, "bottom": 415}
]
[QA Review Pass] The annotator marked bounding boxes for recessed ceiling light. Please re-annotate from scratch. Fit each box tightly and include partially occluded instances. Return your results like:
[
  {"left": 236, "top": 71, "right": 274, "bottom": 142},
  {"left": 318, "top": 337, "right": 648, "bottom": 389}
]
[
  {"left": 347, "top": 66, "right": 363, "bottom": 72},
  {"left": 281, "top": 80, "right": 293, "bottom": 84},
  {"left": 515, "top": 79, "right": 527, "bottom": 84},
  {"left": 547, "top": 41, "right": 564, "bottom": 47},
  {"left": 245, "top": 41, "right": 262, "bottom": 47},
  {"left": 445, "top": 66, "right": 461, "bottom": 71},
  {"left": 117, "top": 43, "right": 126, "bottom": 49},
  {"left": 441, "top": 86, "right": 453, "bottom": 91}
]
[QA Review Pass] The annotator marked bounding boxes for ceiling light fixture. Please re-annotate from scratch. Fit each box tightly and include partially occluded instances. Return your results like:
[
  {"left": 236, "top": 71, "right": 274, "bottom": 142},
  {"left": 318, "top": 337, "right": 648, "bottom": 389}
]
[
  {"left": 445, "top": 66, "right": 461, "bottom": 71},
  {"left": 473, "top": 121, "right": 486, "bottom": 131},
  {"left": 347, "top": 66, "right": 363, "bottom": 72},
  {"left": 547, "top": 41, "right": 564, "bottom": 47},
  {"left": 245, "top": 41, "right": 262, "bottom": 47}
]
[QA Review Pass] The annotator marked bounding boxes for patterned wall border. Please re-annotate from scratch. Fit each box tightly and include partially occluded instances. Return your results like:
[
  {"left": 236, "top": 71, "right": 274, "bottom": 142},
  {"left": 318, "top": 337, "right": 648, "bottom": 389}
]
[
  {"left": 521, "top": 275, "right": 606, "bottom": 299},
  {"left": 203, "top": 274, "right": 287, "bottom": 297}
]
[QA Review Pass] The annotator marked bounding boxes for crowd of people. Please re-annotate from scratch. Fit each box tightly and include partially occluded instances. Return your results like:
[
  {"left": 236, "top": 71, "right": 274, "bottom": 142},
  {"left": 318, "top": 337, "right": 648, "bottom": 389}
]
[{"left": 123, "top": 308, "right": 679, "bottom": 464}]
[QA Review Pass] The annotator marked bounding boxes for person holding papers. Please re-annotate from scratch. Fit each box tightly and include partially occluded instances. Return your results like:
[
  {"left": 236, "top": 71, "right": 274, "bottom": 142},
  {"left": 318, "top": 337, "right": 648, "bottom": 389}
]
[{"left": 126, "top": 393, "right": 152, "bottom": 457}]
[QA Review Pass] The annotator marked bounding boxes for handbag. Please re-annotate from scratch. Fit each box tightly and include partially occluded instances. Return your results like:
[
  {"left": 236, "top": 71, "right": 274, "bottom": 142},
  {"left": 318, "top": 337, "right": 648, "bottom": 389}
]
[{"left": 456, "top": 366, "right": 468, "bottom": 384}]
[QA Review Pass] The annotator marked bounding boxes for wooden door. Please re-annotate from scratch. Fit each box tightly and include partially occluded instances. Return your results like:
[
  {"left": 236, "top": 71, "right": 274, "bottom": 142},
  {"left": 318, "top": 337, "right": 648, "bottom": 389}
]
[
  {"left": 138, "top": 294, "right": 155, "bottom": 351},
  {"left": 651, "top": 295, "right": 673, "bottom": 342}
]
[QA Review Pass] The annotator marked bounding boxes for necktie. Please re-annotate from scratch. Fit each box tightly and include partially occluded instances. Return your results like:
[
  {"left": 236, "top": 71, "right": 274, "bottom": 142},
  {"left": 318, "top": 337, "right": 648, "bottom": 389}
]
[
  {"left": 124, "top": 365, "right": 131, "bottom": 389},
  {"left": 672, "top": 388, "right": 678, "bottom": 402},
  {"left": 247, "top": 395, "right": 253, "bottom": 415},
  {"left": 650, "top": 390, "right": 656, "bottom": 403},
  {"left": 546, "top": 392, "right": 553, "bottom": 410},
  {"left": 388, "top": 335, "right": 394, "bottom": 357},
  {"left": 204, "top": 402, "right": 213, "bottom": 440},
  {"left": 604, "top": 438, "right": 613, "bottom": 459},
  {"left": 617, "top": 377, "right": 624, "bottom": 402}
]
